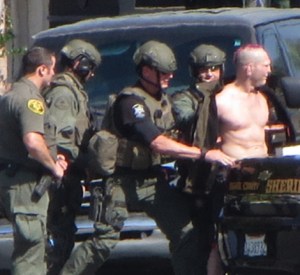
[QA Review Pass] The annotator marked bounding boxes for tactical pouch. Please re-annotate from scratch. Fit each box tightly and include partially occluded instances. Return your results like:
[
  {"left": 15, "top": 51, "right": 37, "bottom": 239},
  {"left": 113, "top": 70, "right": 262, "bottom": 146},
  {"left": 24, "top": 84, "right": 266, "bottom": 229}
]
[
  {"left": 116, "top": 140, "right": 152, "bottom": 170},
  {"left": 103, "top": 178, "right": 127, "bottom": 229},
  {"left": 87, "top": 129, "right": 118, "bottom": 177},
  {"left": 89, "top": 186, "right": 104, "bottom": 222}
]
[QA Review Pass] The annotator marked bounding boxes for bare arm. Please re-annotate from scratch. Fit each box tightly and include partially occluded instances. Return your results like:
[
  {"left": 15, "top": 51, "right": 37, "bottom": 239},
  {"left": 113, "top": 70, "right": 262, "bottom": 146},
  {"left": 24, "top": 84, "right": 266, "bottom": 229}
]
[
  {"left": 150, "top": 135, "right": 201, "bottom": 159},
  {"left": 23, "top": 132, "right": 66, "bottom": 179},
  {"left": 151, "top": 135, "right": 236, "bottom": 166}
]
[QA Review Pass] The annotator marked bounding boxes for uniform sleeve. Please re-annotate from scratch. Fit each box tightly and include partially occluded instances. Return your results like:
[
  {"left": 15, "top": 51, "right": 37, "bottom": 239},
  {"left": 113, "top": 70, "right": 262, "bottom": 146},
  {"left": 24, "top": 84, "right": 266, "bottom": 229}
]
[
  {"left": 171, "top": 91, "right": 195, "bottom": 128},
  {"left": 45, "top": 86, "right": 77, "bottom": 134},
  {"left": 115, "top": 95, "right": 161, "bottom": 145},
  {"left": 17, "top": 94, "right": 45, "bottom": 136}
]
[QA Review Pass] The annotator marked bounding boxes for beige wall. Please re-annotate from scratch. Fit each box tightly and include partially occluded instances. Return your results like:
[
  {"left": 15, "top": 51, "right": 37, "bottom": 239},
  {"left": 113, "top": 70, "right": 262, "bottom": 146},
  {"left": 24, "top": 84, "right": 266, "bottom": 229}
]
[{"left": 9, "top": 0, "right": 49, "bottom": 80}]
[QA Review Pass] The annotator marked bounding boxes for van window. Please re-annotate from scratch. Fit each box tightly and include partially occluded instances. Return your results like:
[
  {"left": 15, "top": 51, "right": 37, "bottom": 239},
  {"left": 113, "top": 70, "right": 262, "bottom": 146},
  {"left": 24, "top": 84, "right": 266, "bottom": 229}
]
[
  {"left": 276, "top": 19, "right": 300, "bottom": 77},
  {"left": 86, "top": 35, "right": 243, "bottom": 110},
  {"left": 261, "top": 28, "right": 287, "bottom": 78}
]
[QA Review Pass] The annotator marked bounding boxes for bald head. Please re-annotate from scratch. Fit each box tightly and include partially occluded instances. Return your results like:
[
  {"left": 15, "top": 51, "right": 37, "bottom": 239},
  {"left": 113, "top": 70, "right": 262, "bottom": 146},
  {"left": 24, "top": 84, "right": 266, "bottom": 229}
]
[
  {"left": 234, "top": 44, "right": 269, "bottom": 66},
  {"left": 233, "top": 44, "right": 271, "bottom": 87}
]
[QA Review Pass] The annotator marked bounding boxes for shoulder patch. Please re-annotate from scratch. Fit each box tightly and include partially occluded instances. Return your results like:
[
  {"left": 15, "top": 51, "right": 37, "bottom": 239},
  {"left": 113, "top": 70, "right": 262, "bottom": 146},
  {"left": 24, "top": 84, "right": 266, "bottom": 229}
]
[
  {"left": 132, "top": 103, "right": 145, "bottom": 119},
  {"left": 27, "top": 99, "right": 44, "bottom": 115}
]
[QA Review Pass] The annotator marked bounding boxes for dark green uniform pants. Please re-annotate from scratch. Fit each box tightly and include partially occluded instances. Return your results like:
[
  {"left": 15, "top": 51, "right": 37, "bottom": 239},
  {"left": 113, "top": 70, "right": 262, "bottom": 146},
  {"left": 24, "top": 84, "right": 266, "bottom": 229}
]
[
  {"left": 0, "top": 167, "right": 49, "bottom": 275},
  {"left": 47, "top": 165, "right": 84, "bottom": 274},
  {"left": 60, "top": 172, "right": 213, "bottom": 275}
]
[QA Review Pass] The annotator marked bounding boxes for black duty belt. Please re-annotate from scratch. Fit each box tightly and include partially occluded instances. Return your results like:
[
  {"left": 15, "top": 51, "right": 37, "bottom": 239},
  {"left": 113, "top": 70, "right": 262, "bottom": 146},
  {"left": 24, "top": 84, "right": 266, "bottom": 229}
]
[{"left": 0, "top": 162, "right": 20, "bottom": 177}]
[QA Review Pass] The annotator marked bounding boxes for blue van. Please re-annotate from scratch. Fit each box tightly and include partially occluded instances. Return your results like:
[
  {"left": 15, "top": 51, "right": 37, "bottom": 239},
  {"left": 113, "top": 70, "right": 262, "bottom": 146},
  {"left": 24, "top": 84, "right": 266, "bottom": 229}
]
[
  {"left": 31, "top": 7, "right": 300, "bottom": 275},
  {"left": 32, "top": 7, "right": 300, "bottom": 139}
]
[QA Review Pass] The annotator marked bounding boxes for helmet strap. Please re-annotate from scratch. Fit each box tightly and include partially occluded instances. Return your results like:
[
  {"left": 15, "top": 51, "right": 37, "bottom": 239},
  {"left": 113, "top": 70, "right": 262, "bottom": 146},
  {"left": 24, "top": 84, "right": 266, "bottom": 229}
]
[{"left": 140, "top": 66, "right": 162, "bottom": 91}]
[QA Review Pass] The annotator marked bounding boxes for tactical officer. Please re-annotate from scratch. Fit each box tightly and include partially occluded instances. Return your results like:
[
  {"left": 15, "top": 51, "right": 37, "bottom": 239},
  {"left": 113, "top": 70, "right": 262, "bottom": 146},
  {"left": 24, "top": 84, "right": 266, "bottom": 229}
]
[
  {"left": 172, "top": 44, "right": 233, "bottom": 274},
  {"left": 60, "top": 40, "right": 234, "bottom": 275},
  {"left": 0, "top": 47, "right": 67, "bottom": 275},
  {"left": 42, "top": 39, "right": 101, "bottom": 274}
]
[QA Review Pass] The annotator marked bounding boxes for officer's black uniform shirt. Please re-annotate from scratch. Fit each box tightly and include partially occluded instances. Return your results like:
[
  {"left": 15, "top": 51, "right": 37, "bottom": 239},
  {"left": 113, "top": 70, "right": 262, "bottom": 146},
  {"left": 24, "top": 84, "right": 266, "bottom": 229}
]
[{"left": 113, "top": 85, "right": 161, "bottom": 146}]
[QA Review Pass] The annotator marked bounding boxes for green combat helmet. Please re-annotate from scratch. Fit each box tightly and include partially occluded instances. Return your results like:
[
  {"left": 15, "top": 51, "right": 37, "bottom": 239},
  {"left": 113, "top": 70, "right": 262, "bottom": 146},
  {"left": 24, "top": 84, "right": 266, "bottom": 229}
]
[
  {"left": 189, "top": 44, "right": 226, "bottom": 73},
  {"left": 133, "top": 40, "right": 177, "bottom": 74},
  {"left": 61, "top": 39, "right": 101, "bottom": 67}
]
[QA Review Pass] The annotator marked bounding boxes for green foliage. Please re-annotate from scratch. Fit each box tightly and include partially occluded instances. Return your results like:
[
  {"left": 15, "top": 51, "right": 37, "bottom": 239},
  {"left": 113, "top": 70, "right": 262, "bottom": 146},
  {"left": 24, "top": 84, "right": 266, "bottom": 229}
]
[
  {"left": 0, "top": 6, "right": 26, "bottom": 57},
  {"left": 0, "top": 29, "right": 13, "bottom": 48},
  {"left": 0, "top": 8, "right": 13, "bottom": 48}
]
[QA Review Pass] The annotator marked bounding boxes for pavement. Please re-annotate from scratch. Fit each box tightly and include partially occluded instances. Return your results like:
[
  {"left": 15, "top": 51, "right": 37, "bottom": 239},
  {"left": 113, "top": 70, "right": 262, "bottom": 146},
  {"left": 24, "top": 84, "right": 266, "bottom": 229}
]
[
  {"left": 0, "top": 213, "right": 173, "bottom": 274},
  {"left": 0, "top": 175, "right": 176, "bottom": 274}
]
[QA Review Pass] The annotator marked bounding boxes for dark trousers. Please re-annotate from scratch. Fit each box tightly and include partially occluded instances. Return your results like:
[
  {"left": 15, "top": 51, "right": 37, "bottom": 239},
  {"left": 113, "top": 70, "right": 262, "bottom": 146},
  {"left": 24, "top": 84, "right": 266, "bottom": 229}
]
[
  {"left": 46, "top": 165, "right": 84, "bottom": 275},
  {"left": 60, "top": 173, "right": 215, "bottom": 275}
]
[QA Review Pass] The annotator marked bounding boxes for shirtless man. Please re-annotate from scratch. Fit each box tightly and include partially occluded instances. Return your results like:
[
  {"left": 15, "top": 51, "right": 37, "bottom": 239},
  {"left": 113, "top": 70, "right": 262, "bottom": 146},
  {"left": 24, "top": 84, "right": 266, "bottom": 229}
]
[{"left": 216, "top": 44, "right": 271, "bottom": 159}]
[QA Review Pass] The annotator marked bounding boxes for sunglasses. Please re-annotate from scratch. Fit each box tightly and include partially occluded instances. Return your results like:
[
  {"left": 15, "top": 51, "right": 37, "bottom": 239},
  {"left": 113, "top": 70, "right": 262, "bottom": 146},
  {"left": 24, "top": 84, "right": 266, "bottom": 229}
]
[{"left": 199, "top": 65, "right": 220, "bottom": 72}]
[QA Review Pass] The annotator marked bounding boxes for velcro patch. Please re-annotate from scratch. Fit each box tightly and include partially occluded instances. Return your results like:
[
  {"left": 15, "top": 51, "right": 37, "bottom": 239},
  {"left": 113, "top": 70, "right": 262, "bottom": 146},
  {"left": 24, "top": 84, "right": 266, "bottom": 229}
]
[{"left": 27, "top": 99, "right": 44, "bottom": 115}]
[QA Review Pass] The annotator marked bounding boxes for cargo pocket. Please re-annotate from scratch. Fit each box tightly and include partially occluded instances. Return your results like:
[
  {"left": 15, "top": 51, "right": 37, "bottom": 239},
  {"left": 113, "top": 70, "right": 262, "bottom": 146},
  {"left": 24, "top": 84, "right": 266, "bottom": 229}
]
[
  {"left": 104, "top": 179, "right": 128, "bottom": 230},
  {"left": 14, "top": 213, "right": 44, "bottom": 244}
]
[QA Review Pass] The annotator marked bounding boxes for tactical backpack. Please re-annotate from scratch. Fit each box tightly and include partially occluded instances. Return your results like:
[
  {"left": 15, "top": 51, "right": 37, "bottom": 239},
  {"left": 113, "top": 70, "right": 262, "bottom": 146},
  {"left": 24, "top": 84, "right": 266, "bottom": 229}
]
[{"left": 87, "top": 93, "right": 119, "bottom": 177}]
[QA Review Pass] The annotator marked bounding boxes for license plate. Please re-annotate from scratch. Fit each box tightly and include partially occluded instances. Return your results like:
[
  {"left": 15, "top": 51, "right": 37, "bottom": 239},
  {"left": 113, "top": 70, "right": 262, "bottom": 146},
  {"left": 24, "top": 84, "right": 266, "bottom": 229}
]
[{"left": 244, "top": 234, "right": 267, "bottom": 257}]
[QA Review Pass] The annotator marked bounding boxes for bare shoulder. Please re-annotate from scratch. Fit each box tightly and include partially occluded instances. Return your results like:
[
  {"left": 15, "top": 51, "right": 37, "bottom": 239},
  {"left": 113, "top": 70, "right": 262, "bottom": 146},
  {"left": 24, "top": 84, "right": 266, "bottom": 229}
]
[
  {"left": 216, "top": 83, "right": 236, "bottom": 105},
  {"left": 257, "top": 90, "right": 269, "bottom": 102}
]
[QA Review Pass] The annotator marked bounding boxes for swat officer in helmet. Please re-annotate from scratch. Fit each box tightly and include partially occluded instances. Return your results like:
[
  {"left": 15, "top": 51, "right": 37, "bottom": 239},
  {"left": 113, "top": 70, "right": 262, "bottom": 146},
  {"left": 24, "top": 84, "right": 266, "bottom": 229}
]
[
  {"left": 189, "top": 44, "right": 225, "bottom": 85},
  {"left": 42, "top": 39, "right": 101, "bottom": 275},
  {"left": 59, "top": 41, "right": 234, "bottom": 275},
  {"left": 172, "top": 44, "right": 234, "bottom": 274}
]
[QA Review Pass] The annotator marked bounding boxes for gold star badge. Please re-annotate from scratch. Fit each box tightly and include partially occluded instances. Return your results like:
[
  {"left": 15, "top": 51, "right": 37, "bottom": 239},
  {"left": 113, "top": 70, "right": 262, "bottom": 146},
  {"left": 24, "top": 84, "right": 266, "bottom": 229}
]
[{"left": 27, "top": 99, "right": 45, "bottom": 115}]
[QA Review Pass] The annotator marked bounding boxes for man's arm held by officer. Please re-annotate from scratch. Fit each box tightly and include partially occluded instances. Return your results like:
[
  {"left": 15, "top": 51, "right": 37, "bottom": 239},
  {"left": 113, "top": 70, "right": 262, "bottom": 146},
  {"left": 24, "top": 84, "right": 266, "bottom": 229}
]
[
  {"left": 126, "top": 109, "right": 236, "bottom": 166},
  {"left": 150, "top": 134, "right": 236, "bottom": 166}
]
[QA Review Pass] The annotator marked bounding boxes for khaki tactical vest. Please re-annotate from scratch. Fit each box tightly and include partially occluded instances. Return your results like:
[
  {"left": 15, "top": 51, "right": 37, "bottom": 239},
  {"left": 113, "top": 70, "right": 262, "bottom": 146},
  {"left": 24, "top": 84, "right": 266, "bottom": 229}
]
[
  {"left": 173, "top": 81, "right": 220, "bottom": 195},
  {"left": 116, "top": 86, "right": 175, "bottom": 170},
  {"left": 43, "top": 72, "right": 91, "bottom": 159}
]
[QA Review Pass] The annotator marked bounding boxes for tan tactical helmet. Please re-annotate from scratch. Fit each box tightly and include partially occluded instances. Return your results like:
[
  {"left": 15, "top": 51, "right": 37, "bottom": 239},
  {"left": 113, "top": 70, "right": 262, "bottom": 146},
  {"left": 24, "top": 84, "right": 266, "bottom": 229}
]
[
  {"left": 189, "top": 44, "right": 225, "bottom": 78},
  {"left": 133, "top": 40, "right": 177, "bottom": 73},
  {"left": 61, "top": 39, "right": 101, "bottom": 67},
  {"left": 190, "top": 44, "right": 225, "bottom": 68}
]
